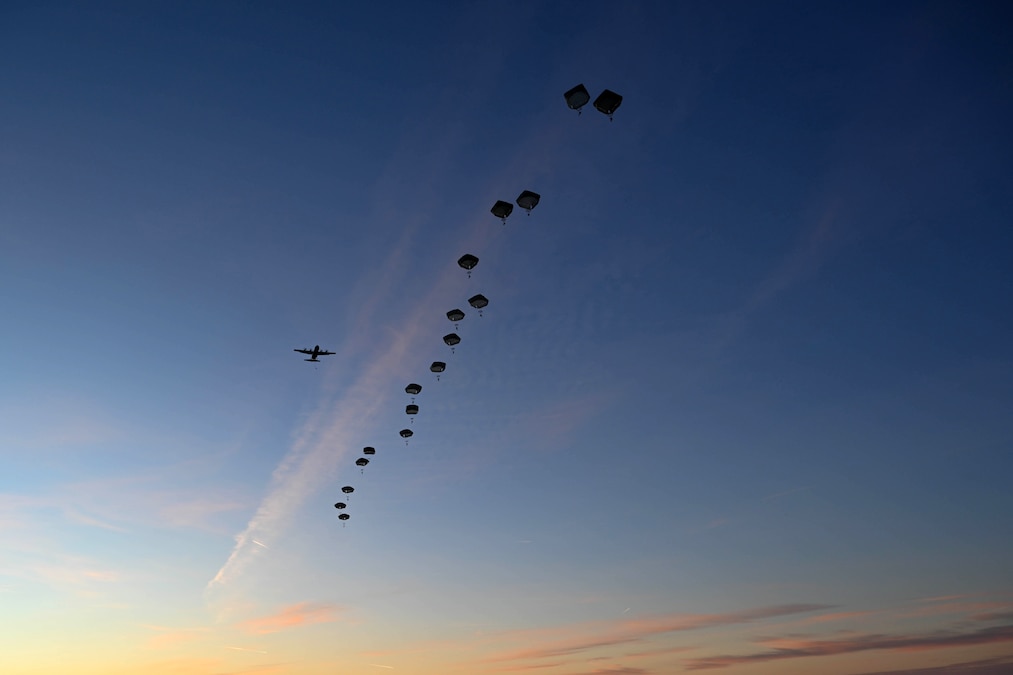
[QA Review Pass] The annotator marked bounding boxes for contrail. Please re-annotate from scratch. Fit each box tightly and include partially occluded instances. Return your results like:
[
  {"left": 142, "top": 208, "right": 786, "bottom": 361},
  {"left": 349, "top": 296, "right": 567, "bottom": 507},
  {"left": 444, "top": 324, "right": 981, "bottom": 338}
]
[
  {"left": 252, "top": 539, "right": 268, "bottom": 548},
  {"left": 204, "top": 111, "right": 572, "bottom": 619},
  {"left": 205, "top": 228, "right": 488, "bottom": 616}
]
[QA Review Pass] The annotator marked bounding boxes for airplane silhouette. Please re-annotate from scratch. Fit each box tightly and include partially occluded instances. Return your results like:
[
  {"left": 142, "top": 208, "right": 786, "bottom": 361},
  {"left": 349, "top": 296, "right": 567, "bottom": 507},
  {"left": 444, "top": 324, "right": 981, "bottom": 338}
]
[{"left": 294, "top": 345, "right": 335, "bottom": 362}]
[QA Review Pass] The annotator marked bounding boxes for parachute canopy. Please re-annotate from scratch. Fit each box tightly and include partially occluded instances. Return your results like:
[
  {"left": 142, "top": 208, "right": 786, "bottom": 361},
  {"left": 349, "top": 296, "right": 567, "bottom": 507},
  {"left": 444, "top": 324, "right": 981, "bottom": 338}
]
[
  {"left": 447, "top": 308, "right": 465, "bottom": 323},
  {"left": 457, "top": 254, "right": 479, "bottom": 271},
  {"left": 406, "top": 404, "right": 419, "bottom": 415},
  {"left": 363, "top": 446, "right": 375, "bottom": 455},
  {"left": 468, "top": 294, "right": 489, "bottom": 310},
  {"left": 341, "top": 486, "right": 354, "bottom": 494},
  {"left": 491, "top": 200, "right": 513, "bottom": 223},
  {"left": 516, "top": 190, "right": 540, "bottom": 213},
  {"left": 593, "top": 89, "right": 623, "bottom": 119},
  {"left": 431, "top": 361, "right": 446, "bottom": 373},
  {"left": 405, "top": 383, "right": 422, "bottom": 396},
  {"left": 356, "top": 458, "right": 369, "bottom": 467},
  {"left": 399, "top": 428, "right": 414, "bottom": 439},
  {"left": 564, "top": 83, "right": 591, "bottom": 112},
  {"left": 334, "top": 502, "right": 346, "bottom": 509},
  {"left": 443, "top": 333, "right": 461, "bottom": 347},
  {"left": 338, "top": 513, "right": 350, "bottom": 521}
]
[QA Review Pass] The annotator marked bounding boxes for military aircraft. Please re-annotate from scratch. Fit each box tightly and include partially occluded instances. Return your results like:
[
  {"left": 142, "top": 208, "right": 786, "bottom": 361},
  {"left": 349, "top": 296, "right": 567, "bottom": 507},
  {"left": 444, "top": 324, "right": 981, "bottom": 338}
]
[{"left": 294, "top": 345, "right": 335, "bottom": 362}]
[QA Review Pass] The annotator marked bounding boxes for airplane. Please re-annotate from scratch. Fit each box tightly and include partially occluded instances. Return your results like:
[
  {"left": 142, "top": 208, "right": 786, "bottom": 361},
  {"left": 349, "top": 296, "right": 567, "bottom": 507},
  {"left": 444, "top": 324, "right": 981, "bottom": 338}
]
[{"left": 294, "top": 345, "right": 335, "bottom": 362}]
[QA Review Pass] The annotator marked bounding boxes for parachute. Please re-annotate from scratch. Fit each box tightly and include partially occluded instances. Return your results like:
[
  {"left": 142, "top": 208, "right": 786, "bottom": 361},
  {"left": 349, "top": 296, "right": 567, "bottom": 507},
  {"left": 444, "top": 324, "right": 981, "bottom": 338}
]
[
  {"left": 341, "top": 486, "right": 354, "bottom": 495},
  {"left": 356, "top": 457, "right": 369, "bottom": 473},
  {"left": 363, "top": 446, "right": 376, "bottom": 455},
  {"left": 334, "top": 502, "right": 346, "bottom": 509},
  {"left": 564, "top": 83, "right": 591, "bottom": 114},
  {"left": 516, "top": 190, "right": 540, "bottom": 214},
  {"left": 338, "top": 513, "right": 350, "bottom": 524},
  {"left": 491, "top": 200, "right": 513, "bottom": 224},
  {"left": 443, "top": 333, "right": 461, "bottom": 353},
  {"left": 400, "top": 428, "right": 413, "bottom": 445},
  {"left": 405, "top": 383, "right": 422, "bottom": 396},
  {"left": 431, "top": 361, "right": 446, "bottom": 380},
  {"left": 447, "top": 308, "right": 465, "bottom": 329},
  {"left": 406, "top": 404, "right": 419, "bottom": 416},
  {"left": 458, "top": 254, "right": 479, "bottom": 278},
  {"left": 593, "top": 89, "right": 623, "bottom": 121},
  {"left": 468, "top": 294, "right": 489, "bottom": 316}
]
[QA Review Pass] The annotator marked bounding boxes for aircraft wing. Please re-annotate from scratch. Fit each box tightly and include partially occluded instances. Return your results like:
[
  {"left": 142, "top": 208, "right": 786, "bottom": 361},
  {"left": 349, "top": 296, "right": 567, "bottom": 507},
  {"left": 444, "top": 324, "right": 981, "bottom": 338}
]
[
  {"left": 318, "top": 350, "right": 335, "bottom": 356},
  {"left": 294, "top": 349, "right": 312, "bottom": 354}
]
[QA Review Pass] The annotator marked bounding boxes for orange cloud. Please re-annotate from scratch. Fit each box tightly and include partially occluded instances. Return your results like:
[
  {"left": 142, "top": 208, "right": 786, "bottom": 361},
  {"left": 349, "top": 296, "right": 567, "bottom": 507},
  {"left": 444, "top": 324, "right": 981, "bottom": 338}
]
[
  {"left": 848, "top": 655, "right": 1013, "bottom": 675},
  {"left": 482, "top": 604, "right": 829, "bottom": 665},
  {"left": 239, "top": 602, "right": 342, "bottom": 634},
  {"left": 682, "top": 624, "right": 1013, "bottom": 670}
]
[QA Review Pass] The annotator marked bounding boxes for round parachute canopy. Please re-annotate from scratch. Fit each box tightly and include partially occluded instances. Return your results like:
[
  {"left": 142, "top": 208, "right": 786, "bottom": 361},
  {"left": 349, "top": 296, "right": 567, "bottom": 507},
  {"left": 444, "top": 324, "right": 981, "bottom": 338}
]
[
  {"left": 516, "top": 190, "right": 540, "bottom": 213},
  {"left": 564, "top": 83, "right": 591, "bottom": 112},
  {"left": 356, "top": 458, "right": 369, "bottom": 467},
  {"left": 491, "top": 200, "right": 513, "bottom": 223},
  {"left": 430, "top": 361, "right": 446, "bottom": 373},
  {"left": 399, "top": 428, "right": 414, "bottom": 439},
  {"left": 406, "top": 404, "right": 419, "bottom": 415},
  {"left": 468, "top": 294, "right": 489, "bottom": 310},
  {"left": 593, "top": 89, "right": 623, "bottom": 120},
  {"left": 341, "top": 486, "right": 354, "bottom": 495},
  {"left": 338, "top": 513, "right": 350, "bottom": 521},
  {"left": 443, "top": 333, "right": 461, "bottom": 347},
  {"left": 457, "top": 254, "right": 479, "bottom": 271},
  {"left": 447, "top": 308, "right": 465, "bottom": 323},
  {"left": 363, "top": 446, "right": 375, "bottom": 455},
  {"left": 334, "top": 502, "right": 346, "bottom": 509},
  {"left": 405, "top": 383, "right": 422, "bottom": 396}
]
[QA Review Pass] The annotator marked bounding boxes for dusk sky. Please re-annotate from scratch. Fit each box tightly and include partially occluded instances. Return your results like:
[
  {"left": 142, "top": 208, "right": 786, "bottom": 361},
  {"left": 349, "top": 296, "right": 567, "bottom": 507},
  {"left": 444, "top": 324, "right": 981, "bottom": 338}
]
[{"left": 2, "top": 2, "right": 1012, "bottom": 674}]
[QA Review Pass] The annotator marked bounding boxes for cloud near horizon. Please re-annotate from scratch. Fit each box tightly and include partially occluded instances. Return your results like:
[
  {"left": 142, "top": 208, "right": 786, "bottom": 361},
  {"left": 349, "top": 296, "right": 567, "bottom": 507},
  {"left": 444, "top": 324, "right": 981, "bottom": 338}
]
[
  {"left": 682, "top": 623, "right": 1013, "bottom": 670},
  {"left": 848, "top": 655, "right": 1013, "bottom": 675},
  {"left": 480, "top": 604, "right": 830, "bottom": 665}
]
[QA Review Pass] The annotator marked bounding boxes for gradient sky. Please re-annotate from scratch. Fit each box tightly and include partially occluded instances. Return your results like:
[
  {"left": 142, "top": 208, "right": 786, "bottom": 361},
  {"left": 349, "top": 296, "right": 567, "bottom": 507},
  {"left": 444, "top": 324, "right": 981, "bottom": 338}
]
[{"left": 2, "top": 2, "right": 1012, "bottom": 674}]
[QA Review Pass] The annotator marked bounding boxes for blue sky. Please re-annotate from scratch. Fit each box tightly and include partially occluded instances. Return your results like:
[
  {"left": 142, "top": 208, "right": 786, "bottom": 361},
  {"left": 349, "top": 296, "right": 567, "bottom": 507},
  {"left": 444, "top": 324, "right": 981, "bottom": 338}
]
[{"left": 2, "top": 2, "right": 1012, "bottom": 674}]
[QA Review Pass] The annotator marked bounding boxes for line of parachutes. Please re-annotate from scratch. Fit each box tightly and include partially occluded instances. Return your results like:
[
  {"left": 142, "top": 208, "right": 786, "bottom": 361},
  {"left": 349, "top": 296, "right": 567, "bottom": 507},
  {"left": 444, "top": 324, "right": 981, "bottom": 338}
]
[{"left": 333, "top": 83, "right": 623, "bottom": 526}]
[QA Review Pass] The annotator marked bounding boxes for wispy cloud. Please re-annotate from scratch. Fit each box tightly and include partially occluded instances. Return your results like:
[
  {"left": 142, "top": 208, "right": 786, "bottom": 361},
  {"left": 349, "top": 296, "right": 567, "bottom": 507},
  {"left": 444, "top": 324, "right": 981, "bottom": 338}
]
[
  {"left": 848, "top": 655, "right": 1013, "bottom": 675},
  {"left": 682, "top": 623, "right": 1013, "bottom": 670},
  {"left": 204, "top": 178, "right": 559, "bottom": 615},
  {"left": 624, "top": 645, "right": 697, "bottom": 659},
  {"left": 486, "top": 637, "right": 644, "bottom": 663},
  {"left": 238, "top": 602, "right": 342, "bottom": 634},
  {"left": 158, "top": 497, "right": 247, "bottom": 532},
  {"left": 204, "top": 228, "right": 451, "bottom": 609},
  {"left": 563, "top": 664, "right": 648, "bottom": 668},
  {"left": 972, "top": 611, "right": 1013, "bottom": 622},
  {"left": 491, "top": 663, "right": 568, "bottom": 672},
  {"left": 481, "top": 604, "right": 830, "bottom": 665},
  {"left": 9, "top": 554, "right": 120, "bottom": 589},
  {"left": 64, "top": 509, "right": 131, "bottom": 532}
]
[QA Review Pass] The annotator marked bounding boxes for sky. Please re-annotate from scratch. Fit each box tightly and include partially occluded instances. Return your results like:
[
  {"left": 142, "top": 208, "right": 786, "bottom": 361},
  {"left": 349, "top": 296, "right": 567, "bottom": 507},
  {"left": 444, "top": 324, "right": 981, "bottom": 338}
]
[{"left": 2, "top": 1, "right": 1013, "bottom": 674}]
